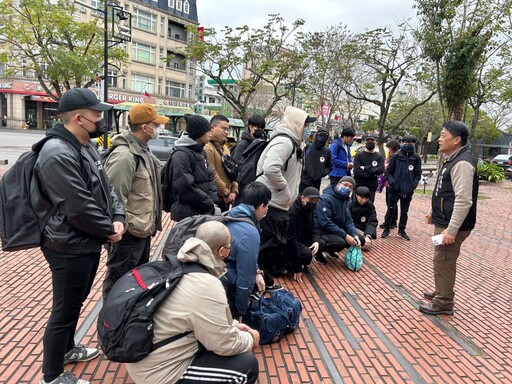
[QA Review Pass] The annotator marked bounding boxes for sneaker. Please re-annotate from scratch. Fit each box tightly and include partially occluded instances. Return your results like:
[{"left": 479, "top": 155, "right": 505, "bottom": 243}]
[
  {"left": 379, "top": 223, "right": 386, "bottom": 229},
  {"left": 265, "top": 284, "right": 282, "bottom": 291},
  {"left": 326, "top": 252, "right": 339, "bottom": 259},
  {"left": 40, "top": 372, "right": 90, "bottom": 384},
  {"left": 381, "top": 229, "right": 390, "bottom": 238},
  {"left": 314, "top": 253, "right": 328, "bottom": 264},
  {"left": 397, "top": 230, "right": 410, "bottom": 241},
  {"left": 63, "top": 344, "right": 99, "bottom": 365}
]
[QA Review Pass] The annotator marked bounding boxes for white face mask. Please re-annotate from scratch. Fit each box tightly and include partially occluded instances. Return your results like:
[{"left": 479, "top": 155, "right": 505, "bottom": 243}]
[{"left": 150, "top": 126, "right": 162, "bottom": 140}]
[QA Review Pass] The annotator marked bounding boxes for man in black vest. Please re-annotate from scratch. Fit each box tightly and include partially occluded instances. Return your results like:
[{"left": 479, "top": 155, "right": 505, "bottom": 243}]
[{"left": 420, "top": 121, "right": 478, "bottom": 316}]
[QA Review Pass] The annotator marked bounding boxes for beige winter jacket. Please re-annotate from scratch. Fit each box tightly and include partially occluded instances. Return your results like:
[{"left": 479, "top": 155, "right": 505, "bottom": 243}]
[
  {"left": 256, "top": 106, "right": 307, "bottom": 210},
  {"left": 125, "top": 237, "right": 254, "bottom": 384},
  {"left": 204, "top": 139, "right": 239, "bottom": 198}
]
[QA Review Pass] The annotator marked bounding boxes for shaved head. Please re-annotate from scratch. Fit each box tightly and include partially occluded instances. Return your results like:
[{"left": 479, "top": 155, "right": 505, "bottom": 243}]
[{"left": 195, "top": 221, "right": 230, "bottom": 253}]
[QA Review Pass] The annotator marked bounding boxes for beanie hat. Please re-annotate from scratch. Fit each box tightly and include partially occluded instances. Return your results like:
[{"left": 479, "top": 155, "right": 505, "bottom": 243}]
[
  {"left": 302, "top": 186, "right": 321, "bottom": 198},
  {"left": 339, "top": 176, "right": 356, "bottom": 188},
  {"left": 184, "top": 114, "right": 211, "bottom": 140}
]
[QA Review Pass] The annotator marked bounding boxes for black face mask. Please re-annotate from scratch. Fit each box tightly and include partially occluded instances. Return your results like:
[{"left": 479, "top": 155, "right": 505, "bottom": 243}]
[
  {"left": 253, "top": 129, "right": 264, "bottom": 139},
  {"left": 80, "top": 115, "right": 108, "bottom": 139},
  {"left": 316, "top": 134, "right": 328, "bottom": 144},
  {"left": 305, "top": 202, "right": 317, "bottom": 212},
  {"left": 365, "top": 142, "right": 375, "bottom": 151}
]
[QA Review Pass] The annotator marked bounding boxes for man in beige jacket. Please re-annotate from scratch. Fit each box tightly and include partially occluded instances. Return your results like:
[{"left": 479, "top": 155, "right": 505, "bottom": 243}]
[{"left": 126, "top": 221, "right": 259, "bottom": 384}]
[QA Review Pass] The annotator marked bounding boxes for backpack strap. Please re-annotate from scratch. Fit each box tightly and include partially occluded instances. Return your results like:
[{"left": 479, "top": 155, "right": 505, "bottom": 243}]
[
  {"left": 151, "top": 261, "right": 208, "bottom": 352},
  {"left": 257, "top": 133, "right": 299, "bottom": 178}
]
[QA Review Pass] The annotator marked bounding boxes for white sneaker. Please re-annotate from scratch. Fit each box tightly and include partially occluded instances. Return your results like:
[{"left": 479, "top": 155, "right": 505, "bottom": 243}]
[
  {"left": 39, "top": 371, "right": 90, "bottom": 384},
  {"left": 63, "top": 344, "right": 99, "bottom": 364}
]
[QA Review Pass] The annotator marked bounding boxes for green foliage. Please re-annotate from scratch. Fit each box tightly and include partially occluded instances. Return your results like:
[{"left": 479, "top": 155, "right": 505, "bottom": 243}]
[
  {"left": 477, "top": 163, "right": 505, "bottom": 183},
  {"left": 0, "top": 0, "right": 128, "bottom": 99}
]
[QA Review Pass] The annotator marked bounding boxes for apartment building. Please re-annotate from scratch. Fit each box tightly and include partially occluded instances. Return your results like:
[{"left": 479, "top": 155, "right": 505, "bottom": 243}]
[{"left": 0, "top": 0, "right": 198, "bottom": 129}]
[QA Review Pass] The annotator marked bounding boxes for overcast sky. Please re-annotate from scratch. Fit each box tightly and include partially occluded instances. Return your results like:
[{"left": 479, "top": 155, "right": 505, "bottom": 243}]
[{"left": 196, "top": 0, "right": 417, "bottom": 34}]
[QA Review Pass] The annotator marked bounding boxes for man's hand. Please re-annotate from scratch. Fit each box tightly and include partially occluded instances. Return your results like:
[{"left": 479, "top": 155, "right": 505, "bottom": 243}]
[
  {"left": 107, "top": 221, "right": 124, "bottom": 243},
  {"left": 425, "top": 212, "right": 432, "bottom": 224},
  {"left": 441, "top": 230, "right": 456, "bottom": 245},
  {"left": 348, "top": 162, "right": 354, "bottom": 169},
  {"left": 246, "top": 328, "right": 260, "bottom": 346},
  {"left": 345, "top": 234, "right": 358, "bottom": 247},
  {"left": 255, "top": 273, "right": 265, "bottom": 292},
  {"left": 236, "top": 322, "right": 251, "bottom": 332},
  {"left": 229, "top": 192, "right": 237, "bottom": 203},
  {"left": 309, "top": 242, "right": 319, "bottom": 256},
  {"left": 293, "top": 272, "right": 303, "bottom": 283}
]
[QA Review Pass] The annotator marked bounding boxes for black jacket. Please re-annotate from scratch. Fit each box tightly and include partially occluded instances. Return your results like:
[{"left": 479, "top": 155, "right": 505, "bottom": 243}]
[
  {"left": 353, "top": 150, "right": 384, "bottom": 189},
  {"left": 32, "top": 124, "right": 125, "bottom": 254},
  {"left": 385, "top": 150, "right": 422, "bottom": 197},
  {"left": 350, "top": 198, "right": 378, "bottom": 239},
  {"left": 231, "top": 129, "right": 254, "bottom": 163},
  {"left": 301, "top": 138, "right": 332, "bottom": 185},
  {"left": 286, "top": 197, "right": 320, "bottom": 273},
  {"left": 170, "top": 141, "right": 217, "bottom": 222}
]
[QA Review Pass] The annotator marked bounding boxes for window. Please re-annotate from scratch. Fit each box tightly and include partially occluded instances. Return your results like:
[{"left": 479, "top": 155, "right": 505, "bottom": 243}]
[
  {"left": 132, "top": 42, "right": 156, "bottom": 64},
  {"left": 168, "top": 21, "right": 187, "bottom": 41},
  {"left": 183, "top": 0, "right": 190, "bottom": 14},
  {"left": 108, "top": 70, "right": 118, "bottom": 88},
  {"left": 176, "top": 0, "right": 182, "bottom": 11},
  {"left": 158, "top": 78, "right": 162, "bottom": 95},
  {"left": 0, "top": 64, "right": 6, "bottom": 76},
  {"left": 208, "top": 97, "right": 216, "bottom": 104},
  {"left": 160, "top": 16, "right": 164, "bottom": 36},
  {"left": 165, "top": 81, "right": 185, "bottom": 98},
  {"left": 166, "top": 51, "right": 186, "bottom": 71},
  {"left": 168, "top": 0, "right": 175, "bottom": 8},
  {"left": 132, "top": 74, "right": 154, "bottom": 94},
  {"left": 133, "top": 8, "right": 156, "bottom": 32},
  {"left": 90, "top": 0, "right": 103, "bottom": 17}
]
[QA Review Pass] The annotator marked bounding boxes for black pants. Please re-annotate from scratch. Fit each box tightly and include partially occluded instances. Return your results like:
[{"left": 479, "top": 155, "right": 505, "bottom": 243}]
[
  {"left": 299, "top": 179, "right": 321, "bottom": 193},
  {"left": 258, "top": 206, "right": 289, "bottom": 286},
  {"left": 329, "top": 176, "right": 342, "bottom": 186},
  {"left": 42, "top": 248, "right": 100, "bottom": 379},
  {"left": 103, "top": 232, "right": 151, "bottom": 299},
  {"left": 177, "top": 350, "right": 258, "bottom": 384},
  {"left": 385, "top": 187, "right": 398, "bottom": 225},
  {"left": 383, "top": 193, "right": 412, "bottom": 231},
  {"left": 319, "top": 232, "right": 365, "bottom": 254}
]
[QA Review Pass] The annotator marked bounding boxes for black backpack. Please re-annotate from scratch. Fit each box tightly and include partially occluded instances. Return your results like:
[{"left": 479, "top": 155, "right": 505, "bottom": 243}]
[
  {"left": 237, "top": 133, "right": 298, "bottom": 188},
  {"left": 161, "top": 147, "right": 195, "bottom": 213},
  {"left": 97, "top": 254, "right": 208, "bottom": 363},
  {"left": 0, "top": 136, "right": 54, "bottom": 252},
  {"left": 163, "top": 212, "right": 255, "bottom": 257}
]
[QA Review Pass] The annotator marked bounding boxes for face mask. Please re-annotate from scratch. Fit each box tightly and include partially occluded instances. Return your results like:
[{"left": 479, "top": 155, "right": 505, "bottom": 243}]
[
  {"left": 305, "top": 202, "right": 317, "bottom": 212},
  {"left": 402, "top": 144, "right": 415, "bottom": 153},
  {"left": 365, "top": 142, "right": 375, "bottom": 151},
  {"left": 335, "top": 186, "right": 352, "bottom": 198},
  {"left": 89, "top": 119, "right": 108, "bottom": 139},
  {"left": 253, "top": 129, "right": 264, "bottom": 139},
  {"left": 149, "top": 126, "right": 162, "bottom": 140},
  {"left": 303, "top": 127, "right": 312, "bottom": 140},
  {"left": 317, "top": 134, "right": 328, "bottom": 144}
]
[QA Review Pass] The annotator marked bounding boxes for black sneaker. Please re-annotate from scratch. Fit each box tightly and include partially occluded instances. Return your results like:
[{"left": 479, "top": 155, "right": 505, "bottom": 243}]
[
  {"left": 397, "top": 230, "right": 410, "bottom": 241},
  {"left": 314, "top": 253, "right": 328, "bottom": 264},
  {"left": 381, "top": 229, "right": 390, "bottom": 238},
  {"left": 326, "top": 252, "right": 339, "bottom": 259},
  {"left": 265, "top": 284, "right": 282, "bottom": 291}
]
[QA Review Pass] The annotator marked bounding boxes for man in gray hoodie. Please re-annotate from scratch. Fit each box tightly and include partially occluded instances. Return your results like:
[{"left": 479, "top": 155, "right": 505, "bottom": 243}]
[{"left": 256, "top": 106, "right": 315, "bottom": 286}]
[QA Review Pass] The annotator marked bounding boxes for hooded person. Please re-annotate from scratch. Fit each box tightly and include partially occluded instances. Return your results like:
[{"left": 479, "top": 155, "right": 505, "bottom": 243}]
[
  {"left": 255, "top": 106, "right": 315, "bottom": 286},
  {"left": 231, "top": 114, "right": 266, "bottom": 163},
  {"left": 353, "top": 133, "right": 385, "bottom": 202},
  {"left": 313, "top": 175, "right": 361, "bottom": 264},
  {"left": 300, "top": 126, "right": 333, "bottom": 192},
  {"left": 167, "top": 114, "right": 218, "bottom": 222}
]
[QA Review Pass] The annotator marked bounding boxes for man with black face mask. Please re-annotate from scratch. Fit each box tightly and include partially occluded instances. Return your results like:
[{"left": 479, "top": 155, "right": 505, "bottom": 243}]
[
  {"left": 353, "top": 134, "right": 384, "bottom": 202},
  {"left": 300, "top": 127, "right": 333, "bottom": 192},
  {"left": 231, "top": 114, "right": 266, "bottom": 163},
  {"left": 32, "top": 88, "right": 126, "bottom": 384},
  {"left": 285, "top": 187, "right": 322, "bottom": 282}
]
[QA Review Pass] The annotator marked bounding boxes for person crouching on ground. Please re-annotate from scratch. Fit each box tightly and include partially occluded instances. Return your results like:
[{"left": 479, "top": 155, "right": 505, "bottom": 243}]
[
  {"left": 314, "top": 176, "right": 361, "bottom": 264},
  {"left": 126, "top": 221, "right": 260, "bottom": 384},
  {"left": 350, "top": 186, "right": 378, "bottom": 251}
]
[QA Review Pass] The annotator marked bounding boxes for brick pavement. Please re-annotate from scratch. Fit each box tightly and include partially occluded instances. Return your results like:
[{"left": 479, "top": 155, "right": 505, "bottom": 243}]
[{"left": 1, "top": 181, "right": 512, "bottom": 383}]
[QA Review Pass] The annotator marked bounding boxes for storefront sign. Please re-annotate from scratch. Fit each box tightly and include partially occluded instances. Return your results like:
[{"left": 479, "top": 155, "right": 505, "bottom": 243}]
[
  {"left": 0, "top": 83, "right": 12, "bottom": 89},
  {"left": 160, "top": 99, "right": 193, "bottom": 108}
]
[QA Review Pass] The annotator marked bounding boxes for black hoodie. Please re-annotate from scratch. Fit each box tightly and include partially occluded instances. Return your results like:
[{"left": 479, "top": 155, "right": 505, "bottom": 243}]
[{"left": 301, "top": 133, "right": 332, "bottom": 185}]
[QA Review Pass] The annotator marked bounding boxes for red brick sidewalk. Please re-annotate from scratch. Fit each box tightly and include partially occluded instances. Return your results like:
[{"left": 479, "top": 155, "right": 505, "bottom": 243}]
[{"left": 1, "top": 181, "right": 512, "bottom": 383}]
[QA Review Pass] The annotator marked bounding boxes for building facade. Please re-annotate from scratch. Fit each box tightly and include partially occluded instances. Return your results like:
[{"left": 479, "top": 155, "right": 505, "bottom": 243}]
[{"left": 0, "top": 0, "right": 199, "bottom": 129}]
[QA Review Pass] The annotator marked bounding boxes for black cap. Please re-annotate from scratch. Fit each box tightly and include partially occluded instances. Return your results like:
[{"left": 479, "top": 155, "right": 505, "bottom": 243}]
[
  {"left": 305, "top": 115, "right": 317, "bottom": 124},
  {"left": 58, "top": 88, "right": 113, "bottom": 113},
  {"left": 184, "top": 114, "right": 211, "bottom": 140},
  {"left": 365, "top": 133, "right": 377, "bottom": 141},
  {"left": 302, "top": 187, "right": 321, "bottom": 198}
]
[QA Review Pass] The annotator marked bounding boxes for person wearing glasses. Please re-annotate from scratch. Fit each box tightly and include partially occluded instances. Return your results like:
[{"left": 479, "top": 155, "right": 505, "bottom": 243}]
[
  {"left": 204, "top": 114, "right": 239, "bottom": 212},
  {"left": 126, "top": 221, "right": 260, "bottom": 384},
  {"left": 102, "top": 103, "right": 169, "bottom": 298}
]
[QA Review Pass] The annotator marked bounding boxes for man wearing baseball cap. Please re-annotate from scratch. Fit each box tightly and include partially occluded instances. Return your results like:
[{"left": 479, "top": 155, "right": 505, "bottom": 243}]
[
  {"left": 32, "top": 88, "right": 126, "bottom": 384},
  {"left": 353, "top": 133, "right": 384, "bottom": 202},
  {"left": 102, "top": 103, "right": 169, "bottom": 298}
]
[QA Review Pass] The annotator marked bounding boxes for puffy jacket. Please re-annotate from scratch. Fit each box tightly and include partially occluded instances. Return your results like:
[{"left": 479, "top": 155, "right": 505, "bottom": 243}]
[
  {"left": 125, "top": 237, "right": 253, "bottom": 384},
  {"left": 204, "top": 139, "right": 239, "bottom": 199},
  {"left": 231, "top": 129, "right": 254, "bottom": 163},
  {"left": 385, "top": 149, "right": 422, "bottom": 197},
  {"left": 104, "top": 131, "right": 162, "bottom": 238},
  {"left": 32, "top": 124, "right": 125, "bottom": 254},
  {"left": 314, "top": 186, "right": 357, "bottom": 239},
  {"left": 286, "top": 197, "right": 320, "bottom": 273},
  {"left": 256, "top": 106, "right": 306, "bottom": 210},
  {"left": 170, "top": 133, "right": 217, "bottom": 222},
  {"left": 329, "top": 139, "right": 352, "bottom": 177},
  {"left": 350, "top": 198, "right": 378, "bottom": 239},
  {"left": 221, "top": 204, "right": 260, "bottom": 318},
  {"left": 302, "top": 135, "right": 333, "bottom": 185}
]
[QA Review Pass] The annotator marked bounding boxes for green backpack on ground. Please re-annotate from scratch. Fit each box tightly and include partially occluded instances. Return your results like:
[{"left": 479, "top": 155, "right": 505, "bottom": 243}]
[{"left": 344, "top": 246, "right": 363, "bottom": 272}]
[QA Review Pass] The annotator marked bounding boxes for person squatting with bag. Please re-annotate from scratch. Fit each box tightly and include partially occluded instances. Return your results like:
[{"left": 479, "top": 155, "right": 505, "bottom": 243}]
[
  {"left": 125, "top": 221, "right": 260, "bottom": 384},
  {"left": 350, "top": 186, "right": 378, "bottom": 251},
  {"left": 32, "top": 88, "right": 126, "bottom": 384}
]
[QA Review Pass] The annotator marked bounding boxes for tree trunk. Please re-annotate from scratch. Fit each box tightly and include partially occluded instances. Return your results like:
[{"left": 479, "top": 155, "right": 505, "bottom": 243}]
[{"left": 449, "top": 102, "right": 463, "bottom": 121}]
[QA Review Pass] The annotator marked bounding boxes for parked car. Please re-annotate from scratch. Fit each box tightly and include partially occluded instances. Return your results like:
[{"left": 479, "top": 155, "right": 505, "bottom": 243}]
[
  {"left": 149, "top": 136, "right": 178, "bottom": 162},
  {"left": 505, "top": 167, "right": 512, "bottom": 180},
  {"left": 491, "top": 154, "right": 512, "bottom": 169}
]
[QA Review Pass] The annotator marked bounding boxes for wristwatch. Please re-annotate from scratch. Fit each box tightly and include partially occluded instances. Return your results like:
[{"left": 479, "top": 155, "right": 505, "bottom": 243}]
[{"left": 256, "top": 269, "right": 264, "bottom": 275}]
